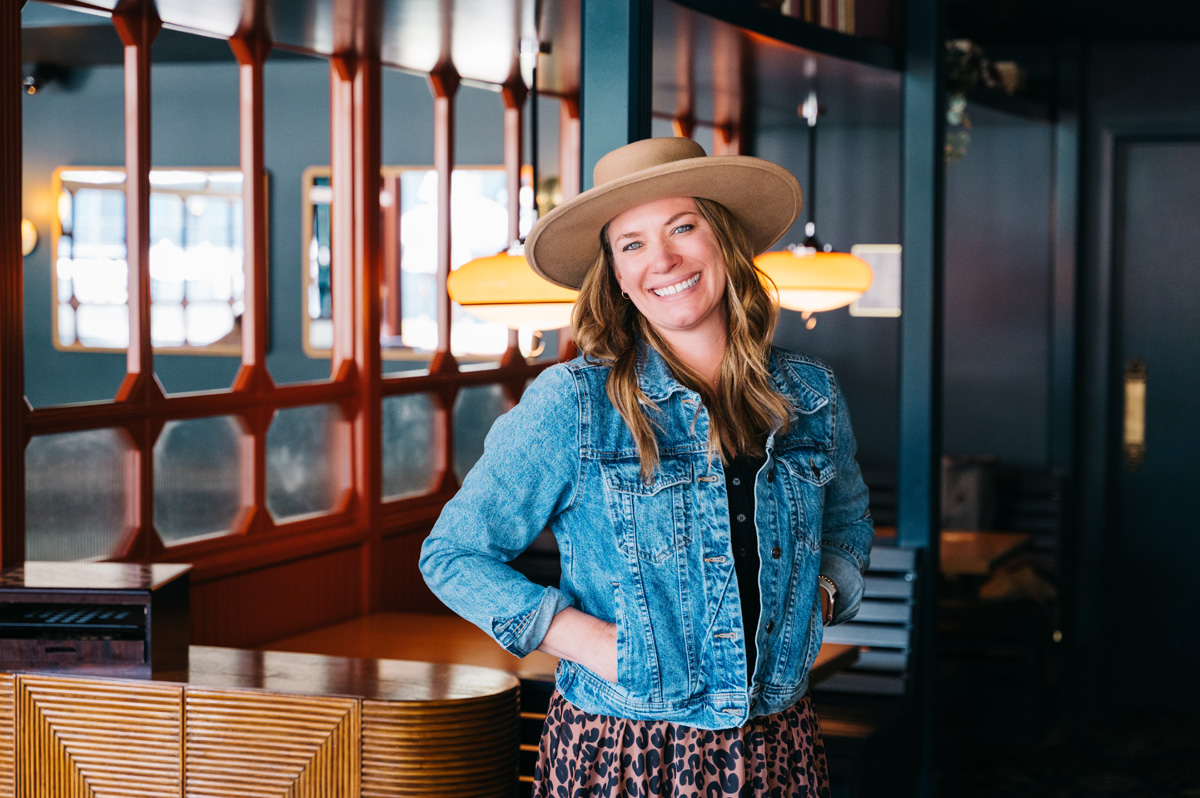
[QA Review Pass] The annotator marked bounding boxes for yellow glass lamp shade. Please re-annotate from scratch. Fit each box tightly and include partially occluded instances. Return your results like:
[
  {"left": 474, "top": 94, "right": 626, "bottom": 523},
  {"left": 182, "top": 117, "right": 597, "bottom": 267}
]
[
  {"left": 449, "top": 250, "right": 578, "bottom": 331},
  {"left": 755, "top": 248, "right": 874, "bottom": 313}
]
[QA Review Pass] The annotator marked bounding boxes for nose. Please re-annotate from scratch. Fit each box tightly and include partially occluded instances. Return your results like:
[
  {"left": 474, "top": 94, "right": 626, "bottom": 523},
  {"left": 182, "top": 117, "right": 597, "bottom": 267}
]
[{"left": 649, "top": 237, "right": 682, "bottom": 272}]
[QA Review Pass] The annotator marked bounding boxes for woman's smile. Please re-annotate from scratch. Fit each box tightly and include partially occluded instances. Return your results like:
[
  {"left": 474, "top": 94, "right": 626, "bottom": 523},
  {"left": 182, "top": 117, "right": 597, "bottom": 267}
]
[{"left": 651, "top": 272, "right": 701, "bottom": 297}]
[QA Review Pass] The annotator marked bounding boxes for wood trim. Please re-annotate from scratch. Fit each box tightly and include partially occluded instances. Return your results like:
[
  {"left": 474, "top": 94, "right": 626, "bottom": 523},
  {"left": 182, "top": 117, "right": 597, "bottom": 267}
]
[
  {"left": 381, "top": 173, "right": 402, "bottom": 338},
  {"left": 0, "top": 0, "right": 25, "bottom": 568},
  {"left": 500, "top": 75, "right": 528, "bottom": 370},
  {"left": 230, "top": 33, "right": 274, "bottom": 541},
  {"left": 428, "top": 63, "right": 460, "bottom": 369},
  {"left": 350, "top": 54, "right": 384, "bottom": 613},
  {"left": 111, "top": 4, "right": 163, "bottom": 564}
]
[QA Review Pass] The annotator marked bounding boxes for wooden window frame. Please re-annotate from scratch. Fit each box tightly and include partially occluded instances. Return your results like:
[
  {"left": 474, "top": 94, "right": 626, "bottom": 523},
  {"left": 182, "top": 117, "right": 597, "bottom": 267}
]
[{"left": 1, "top": 3, "right": 583, "bottom": 636}]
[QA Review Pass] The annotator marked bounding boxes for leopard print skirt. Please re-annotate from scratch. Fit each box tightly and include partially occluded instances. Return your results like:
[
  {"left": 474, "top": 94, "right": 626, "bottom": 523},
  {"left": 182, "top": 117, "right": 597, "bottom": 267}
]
[{"left": 532, "top": 691, "right": 831, "bottom": 798}]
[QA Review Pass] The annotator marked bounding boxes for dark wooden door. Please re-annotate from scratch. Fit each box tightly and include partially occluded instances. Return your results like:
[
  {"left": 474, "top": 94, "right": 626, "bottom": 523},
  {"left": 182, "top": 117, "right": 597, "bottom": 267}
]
[{"left": 1107, "top": 140, "right": 1200, "bottom": 713}]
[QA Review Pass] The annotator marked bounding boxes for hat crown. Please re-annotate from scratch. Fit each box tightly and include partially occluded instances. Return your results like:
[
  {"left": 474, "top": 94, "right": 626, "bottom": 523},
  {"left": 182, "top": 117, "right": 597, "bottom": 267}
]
[{"left": 593, "top": 137, "right": 708, "bottom": 188}]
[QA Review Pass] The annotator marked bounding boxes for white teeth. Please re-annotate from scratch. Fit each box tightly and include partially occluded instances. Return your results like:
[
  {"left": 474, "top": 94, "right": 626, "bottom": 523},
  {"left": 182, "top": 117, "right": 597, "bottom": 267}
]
[{"left": 652, "top": 273, "right": 700, "bottom": 297}]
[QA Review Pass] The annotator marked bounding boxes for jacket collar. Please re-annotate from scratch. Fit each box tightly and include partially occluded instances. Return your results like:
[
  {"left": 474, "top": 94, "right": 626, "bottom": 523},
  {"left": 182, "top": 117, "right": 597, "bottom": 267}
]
[
  {"left": 634, "top": 340, "right": 830, "bottom": 417},
  {"left": 635, "top": 341, "right": 691, "bottom": 403}
]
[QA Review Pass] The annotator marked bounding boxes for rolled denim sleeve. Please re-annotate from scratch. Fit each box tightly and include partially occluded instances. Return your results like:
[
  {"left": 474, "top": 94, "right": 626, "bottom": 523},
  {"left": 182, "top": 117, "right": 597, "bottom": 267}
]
[
  {"left": 819, "top": 374, "right": 874, "bottom": 626},
  {"left": 419, "top": 365, "right": 581, "bottom": 657}
]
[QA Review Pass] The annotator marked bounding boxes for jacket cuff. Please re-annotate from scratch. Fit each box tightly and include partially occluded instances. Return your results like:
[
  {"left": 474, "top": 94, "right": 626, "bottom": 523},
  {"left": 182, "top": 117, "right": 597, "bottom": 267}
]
[
  {"left": 820, "top": 545, "right": 866, "bottom": 626},
  {"left": 491, "top": 586, "right": 574, "bottom": 658}
]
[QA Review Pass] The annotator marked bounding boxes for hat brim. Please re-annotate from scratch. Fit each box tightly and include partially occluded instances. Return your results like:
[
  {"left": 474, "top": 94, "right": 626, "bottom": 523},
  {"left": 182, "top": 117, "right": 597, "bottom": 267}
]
[{"left": 525, "top": 155, "right": 803, "bottom": 290}]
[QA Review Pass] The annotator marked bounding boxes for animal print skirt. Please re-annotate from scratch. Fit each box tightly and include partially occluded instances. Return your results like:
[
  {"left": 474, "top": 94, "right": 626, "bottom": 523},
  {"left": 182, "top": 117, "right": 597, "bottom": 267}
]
[{"left": 532, "top": 691, "right": 831, "bottom": 798}]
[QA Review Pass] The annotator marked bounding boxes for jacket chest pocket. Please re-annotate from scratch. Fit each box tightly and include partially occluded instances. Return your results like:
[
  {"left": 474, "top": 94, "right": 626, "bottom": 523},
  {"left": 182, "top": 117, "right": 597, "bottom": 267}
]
[
  {"left": 599, "top": 458, "right": 693, "bottom": 564},
  {"left": 776, "top": 448, "right": 836, "bottom": 551}
]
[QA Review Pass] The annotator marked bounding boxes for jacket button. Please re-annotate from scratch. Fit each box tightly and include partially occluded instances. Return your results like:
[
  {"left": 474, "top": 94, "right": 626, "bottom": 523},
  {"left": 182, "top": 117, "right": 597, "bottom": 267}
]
[
  {"left": 766, "top": 620, "right": 775, "bottom": 633},
  {"left": 771, "top": 546, "right": 782, "bottom": 559}
]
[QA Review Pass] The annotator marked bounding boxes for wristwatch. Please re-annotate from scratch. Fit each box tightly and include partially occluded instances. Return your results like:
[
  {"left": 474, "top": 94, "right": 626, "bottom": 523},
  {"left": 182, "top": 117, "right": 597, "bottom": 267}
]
[{"left": 817, "top": 575, "right": 838, "bottom": 624}]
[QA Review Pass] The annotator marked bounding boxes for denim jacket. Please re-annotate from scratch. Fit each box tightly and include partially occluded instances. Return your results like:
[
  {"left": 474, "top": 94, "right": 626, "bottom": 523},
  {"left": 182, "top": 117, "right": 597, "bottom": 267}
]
[{"left": 419, "top": 344, "right": 873, "bottom": 729}]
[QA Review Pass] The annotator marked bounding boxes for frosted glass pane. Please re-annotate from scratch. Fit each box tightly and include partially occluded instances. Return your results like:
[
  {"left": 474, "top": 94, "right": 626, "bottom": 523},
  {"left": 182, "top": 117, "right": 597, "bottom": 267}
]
[
  {"left": 26, "top": 429, "right": 129, "bottom": 561},
  {"left": 266, "top": 403, "right": 348, "bottom": 521},
  {"left": 382, "top": 393, "right": 438, "bottom": 499},
  {"left": 154, "top": 416, "right": 243, "bottom": 545},
  {"left": 454, "top": 384, "right": 507, "bottom": 481}
]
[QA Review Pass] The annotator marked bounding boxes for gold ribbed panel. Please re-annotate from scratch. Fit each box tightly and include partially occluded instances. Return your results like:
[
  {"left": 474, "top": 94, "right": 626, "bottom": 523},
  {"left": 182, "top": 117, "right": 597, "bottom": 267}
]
[
  {"left": 15, "top": 674, "right": 182, "bottom": 798},
  {"left": 184, "top": 688, "right": 359, "bottom": 797},
  {"left": 0, "top": 674, "right": 13, "bottom": 798},
  {"left": 361, "top": 689, "right": 519, "bottom": 798}
]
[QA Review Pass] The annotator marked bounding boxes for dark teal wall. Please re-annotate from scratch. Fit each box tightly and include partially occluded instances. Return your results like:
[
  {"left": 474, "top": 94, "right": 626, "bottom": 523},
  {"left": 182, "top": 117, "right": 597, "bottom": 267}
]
[
  {"left": 943, "top": 104, "right": 1054, "bottom": 469},
  {"left": 753, "top": 107, "right": 1056, "bottom": 475}
]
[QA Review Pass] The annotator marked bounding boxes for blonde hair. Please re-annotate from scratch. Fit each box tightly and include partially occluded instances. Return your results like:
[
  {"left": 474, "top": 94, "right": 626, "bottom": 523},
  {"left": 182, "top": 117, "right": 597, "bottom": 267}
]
[{"left": 572, "top": 197, "right": 792, "bottom": 479}]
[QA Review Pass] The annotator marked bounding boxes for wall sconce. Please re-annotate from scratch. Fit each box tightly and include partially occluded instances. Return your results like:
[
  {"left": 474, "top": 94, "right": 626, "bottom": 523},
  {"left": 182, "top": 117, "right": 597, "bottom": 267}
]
[{"left": 21, "top": 219, "right": 38, "bottom": 256}]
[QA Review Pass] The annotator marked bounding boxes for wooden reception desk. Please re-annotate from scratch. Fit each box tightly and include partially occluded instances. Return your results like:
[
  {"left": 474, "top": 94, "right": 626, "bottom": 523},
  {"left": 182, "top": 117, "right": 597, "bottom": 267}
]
[{"left": 0, "top": 646, "right": 519, "bottom": 797}]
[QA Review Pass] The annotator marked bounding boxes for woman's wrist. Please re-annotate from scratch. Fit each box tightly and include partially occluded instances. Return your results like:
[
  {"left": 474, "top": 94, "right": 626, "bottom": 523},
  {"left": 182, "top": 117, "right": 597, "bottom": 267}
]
[{"left": 818, "top": 575, "right": 838, "bottom": 624}]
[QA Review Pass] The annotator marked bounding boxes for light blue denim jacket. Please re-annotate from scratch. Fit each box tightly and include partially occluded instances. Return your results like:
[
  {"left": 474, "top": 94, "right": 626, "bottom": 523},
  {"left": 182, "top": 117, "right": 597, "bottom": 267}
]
[{"left": 419, "top": 344, "right": 873, "bottom": 729}]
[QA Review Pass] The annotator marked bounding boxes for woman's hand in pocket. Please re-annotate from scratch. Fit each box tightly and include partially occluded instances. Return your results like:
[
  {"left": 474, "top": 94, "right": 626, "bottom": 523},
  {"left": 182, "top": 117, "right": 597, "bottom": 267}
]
[{"left": 538, "top": 607, "right": 619, "bottom": 682}]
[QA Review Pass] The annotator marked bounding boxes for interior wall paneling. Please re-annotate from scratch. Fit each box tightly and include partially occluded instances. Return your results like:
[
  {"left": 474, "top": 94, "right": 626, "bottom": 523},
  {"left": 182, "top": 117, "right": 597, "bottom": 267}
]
[
  {"left": 0, "top": 0, "right": 24, "bottom": 567},
  {"left": 580, "top": 0, "right": 653, "bottom": 181},
  {"left": 900, "top": 0, "right": 945, "bottom": 791},
  {"left": 1049, "top": 41, "right": 1082, "bottom": 720},
  {"left": 380, "top": 528, "right": 443, "bottom": 613},
  {"left": 189, "top": 545, "right": 364, "bottom": 648}
]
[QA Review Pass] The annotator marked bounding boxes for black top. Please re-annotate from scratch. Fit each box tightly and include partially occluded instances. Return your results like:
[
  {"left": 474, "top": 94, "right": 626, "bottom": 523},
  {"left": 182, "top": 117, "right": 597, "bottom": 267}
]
[{"left": 723, "top": 451, "right": 767, "bottom": 683}]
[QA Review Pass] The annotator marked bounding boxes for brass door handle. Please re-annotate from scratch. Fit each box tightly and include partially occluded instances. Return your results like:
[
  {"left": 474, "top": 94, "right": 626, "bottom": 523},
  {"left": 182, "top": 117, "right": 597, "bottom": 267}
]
[{"left": 1124, "top": 358, "right": 1147, "bottom": 471}]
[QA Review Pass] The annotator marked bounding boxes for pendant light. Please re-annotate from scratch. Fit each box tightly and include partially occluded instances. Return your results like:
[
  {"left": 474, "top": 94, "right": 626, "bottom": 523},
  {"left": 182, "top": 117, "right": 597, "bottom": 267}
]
[
  {"left": 754, "top": 91, "right": 872, "bottom": 323},
  {"left": 448, "top": 39, "right": 577, "bottom": 334}
]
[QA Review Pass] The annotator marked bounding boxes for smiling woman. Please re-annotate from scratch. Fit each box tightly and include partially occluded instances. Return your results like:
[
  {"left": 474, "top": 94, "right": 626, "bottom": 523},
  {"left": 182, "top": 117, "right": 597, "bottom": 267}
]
[{"left": 420, "top": 138, "right": 875, "bottom": 798}]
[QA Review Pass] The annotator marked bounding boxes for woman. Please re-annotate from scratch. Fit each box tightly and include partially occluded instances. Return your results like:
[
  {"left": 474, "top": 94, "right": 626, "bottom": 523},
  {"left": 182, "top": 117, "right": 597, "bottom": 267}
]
[{"left": 420, "top": 137, "right": 873, "bottom": 797}]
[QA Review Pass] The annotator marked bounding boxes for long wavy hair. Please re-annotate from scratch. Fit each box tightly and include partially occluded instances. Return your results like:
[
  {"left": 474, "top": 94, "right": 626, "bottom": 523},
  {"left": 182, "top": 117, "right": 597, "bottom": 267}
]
[{"left": 572, "top": 197, "right": 792, "bottom": 480}]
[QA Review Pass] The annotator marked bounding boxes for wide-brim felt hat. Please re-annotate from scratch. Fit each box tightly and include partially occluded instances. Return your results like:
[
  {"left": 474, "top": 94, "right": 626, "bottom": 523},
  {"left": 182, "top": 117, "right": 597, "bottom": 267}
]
[{"left": 525, "top": 137, "right": 804, "bottom": 290}]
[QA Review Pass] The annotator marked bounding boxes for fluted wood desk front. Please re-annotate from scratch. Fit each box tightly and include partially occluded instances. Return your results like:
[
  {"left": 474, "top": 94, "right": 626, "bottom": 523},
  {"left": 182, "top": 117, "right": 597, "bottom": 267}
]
[{"left": 0, "top": 645, "right": 520, "bottom": 797}]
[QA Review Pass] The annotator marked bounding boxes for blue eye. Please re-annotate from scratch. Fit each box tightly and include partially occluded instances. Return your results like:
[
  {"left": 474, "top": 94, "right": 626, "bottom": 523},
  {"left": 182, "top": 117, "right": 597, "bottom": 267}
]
[
  {"left": 622, "top": 241, "right": 643, "bottom": 252},
  {"left": 673, "top": 224, "right": 694, "bottom": 234}
]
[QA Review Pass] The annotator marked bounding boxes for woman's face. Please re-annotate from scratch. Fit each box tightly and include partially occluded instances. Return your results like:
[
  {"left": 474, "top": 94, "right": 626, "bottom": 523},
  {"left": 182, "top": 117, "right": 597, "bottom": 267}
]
[{"left": 607, "top": 196, "right": 728, "bottom": 346}]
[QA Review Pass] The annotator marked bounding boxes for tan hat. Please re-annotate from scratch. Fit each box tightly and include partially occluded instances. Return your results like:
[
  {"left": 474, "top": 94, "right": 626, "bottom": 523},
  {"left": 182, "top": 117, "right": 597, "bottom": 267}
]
[{"left": 525, "top": 137, "right": 804, "bottom": 290}]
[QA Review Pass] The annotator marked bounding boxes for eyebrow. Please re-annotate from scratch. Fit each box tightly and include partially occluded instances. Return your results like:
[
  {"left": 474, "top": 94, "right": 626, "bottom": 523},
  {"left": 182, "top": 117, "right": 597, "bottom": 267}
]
[{"left": 611, "top": 210, "right": 698, "bottom": 245}]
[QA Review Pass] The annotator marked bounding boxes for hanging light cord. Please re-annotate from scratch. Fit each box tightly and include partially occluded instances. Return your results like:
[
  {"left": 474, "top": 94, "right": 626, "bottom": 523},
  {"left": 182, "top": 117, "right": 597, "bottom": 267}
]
[{"left": 801, "top": 89, "right": 821, "bottom": 249}]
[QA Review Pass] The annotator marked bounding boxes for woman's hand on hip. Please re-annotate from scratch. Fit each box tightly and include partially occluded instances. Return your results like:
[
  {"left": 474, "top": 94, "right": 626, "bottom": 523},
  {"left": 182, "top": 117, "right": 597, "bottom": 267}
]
[{"left": 537, "top": 607, "right": 619, "bottom": 682}]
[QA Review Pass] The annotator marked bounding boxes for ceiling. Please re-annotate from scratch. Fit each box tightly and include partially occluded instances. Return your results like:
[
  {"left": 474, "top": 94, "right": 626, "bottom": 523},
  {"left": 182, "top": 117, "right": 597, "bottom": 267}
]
[
  {"left": 23, "top": 0, "right": 901, "bottom": 135},
  {"left": 22, "top": 0, "right": 575, "bottom": 93},
  {"left": 22, "top": 0, "right": 1199, "bottom": 135},
  {"left": 947, "top": 0, "right": 1200, "bottom": 45}
]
